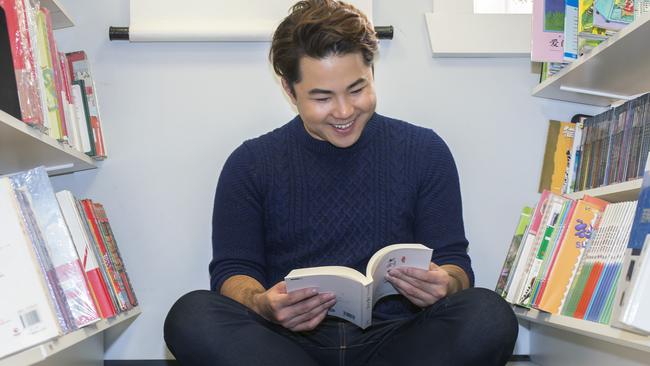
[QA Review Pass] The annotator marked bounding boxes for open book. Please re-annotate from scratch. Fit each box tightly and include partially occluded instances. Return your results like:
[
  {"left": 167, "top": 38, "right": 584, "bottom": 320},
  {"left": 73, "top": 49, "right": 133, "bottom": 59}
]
[{"left": 284, "top": 243, "right": 433, "bottom": 329}]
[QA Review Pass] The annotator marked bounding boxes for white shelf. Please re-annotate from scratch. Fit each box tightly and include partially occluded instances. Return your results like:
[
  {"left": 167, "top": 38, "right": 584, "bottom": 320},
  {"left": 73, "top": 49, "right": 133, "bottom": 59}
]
[
  {"left": 0, "top": 109, "right": 96, "bottom": 176},
  {"left": 514, "top": 307, "right": 650, "bottom": 353},
  {"left": 532, "top": 13, "right": 650, "bottom": 106},
  {"left": 41, "top": 0, "right": 74, "bottom": 30},
  {"left": 565, "top": 179, "right": 643, "bottom": 202},
  {"left": 0, "top": 307, "right": 141, "bottom": 366}
]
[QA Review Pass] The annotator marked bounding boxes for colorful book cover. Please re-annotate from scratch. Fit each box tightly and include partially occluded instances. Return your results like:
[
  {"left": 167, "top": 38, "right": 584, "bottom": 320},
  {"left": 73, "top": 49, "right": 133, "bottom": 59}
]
[
  {"left": 532, "top": 0, "right": 566, "bottom": 62},
  {"left": 594, "top": 0, "right": 634, "bottom": 30},
  {"left": 496, "top": 207, "right": 534, "bottom": 298},
  {"left": 0, "top": 178, "right": 61, "bottom": 358},
  {"left": 35, "top": 6, "right": 61, "bottom": 140},
  {"left": 81, "top": 199, "right": 129, "bottom": 312},
  {"left": 66, "top": 51, "right": 107, "bottom": 159},
  {"left": 56, "top": 190, "right": 116, "bottom": 319},
  {"left": 93, "top": 203, "right": 138, "bottom": 308},
  {"left": 564, "top": 0, "right": 580, "bottom": 61},
  {"left": 9, "top": 168, "right": 100, "bottom": 329},
  {"left": 536, "top": 195, "right": 608, "bottom": 314},
  {"left": 0, "top": 0, "right": 44, "bottom": 125}
]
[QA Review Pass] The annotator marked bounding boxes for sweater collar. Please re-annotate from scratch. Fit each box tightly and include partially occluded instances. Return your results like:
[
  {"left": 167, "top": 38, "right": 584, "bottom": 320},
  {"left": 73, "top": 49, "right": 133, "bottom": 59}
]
[{"left": 291, "top": 112, "right": 380, "bottom": 154}]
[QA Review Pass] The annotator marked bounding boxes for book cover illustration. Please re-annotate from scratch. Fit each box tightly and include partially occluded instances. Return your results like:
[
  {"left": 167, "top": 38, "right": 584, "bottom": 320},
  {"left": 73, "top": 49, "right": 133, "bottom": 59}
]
[{"left": 532, "top": 0, "right": 566, "bottom": 62}]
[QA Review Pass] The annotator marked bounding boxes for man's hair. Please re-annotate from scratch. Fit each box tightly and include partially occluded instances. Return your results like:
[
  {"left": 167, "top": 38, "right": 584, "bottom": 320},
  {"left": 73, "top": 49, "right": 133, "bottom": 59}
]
[{"left": 270, "top": 0, "right": 378, "bottom": 93}]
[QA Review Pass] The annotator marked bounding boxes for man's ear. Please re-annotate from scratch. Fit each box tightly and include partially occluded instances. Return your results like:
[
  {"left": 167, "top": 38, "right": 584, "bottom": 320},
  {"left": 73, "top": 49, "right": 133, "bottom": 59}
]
[{"left": 281, "top": 78, "right": 297, "bottom": 104}]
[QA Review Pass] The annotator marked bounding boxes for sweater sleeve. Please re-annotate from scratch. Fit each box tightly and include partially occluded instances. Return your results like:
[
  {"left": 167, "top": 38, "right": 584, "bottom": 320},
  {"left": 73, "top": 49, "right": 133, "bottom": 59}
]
[
  {"left": 415, "top": 130, "right": 475, "bottom": 286},
  {"left": 209, "top": 142, "right": 268, "bottom": 292}
]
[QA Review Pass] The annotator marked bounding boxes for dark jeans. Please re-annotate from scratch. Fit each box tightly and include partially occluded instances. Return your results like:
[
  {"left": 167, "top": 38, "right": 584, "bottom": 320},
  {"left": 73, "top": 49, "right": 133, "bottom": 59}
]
[{"left": 164, "top": 287, "right": 518, "bottom": 366}]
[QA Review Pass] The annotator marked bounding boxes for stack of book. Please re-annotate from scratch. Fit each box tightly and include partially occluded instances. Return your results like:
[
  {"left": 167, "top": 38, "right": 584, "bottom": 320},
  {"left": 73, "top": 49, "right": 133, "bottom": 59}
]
[
  {"left": 498, "top": 153, "right": 650, "bottom": 335},
  {"left": 0, "top": 167, "right": 136, "bottom": 359},
  {"left": 538, "top": 93, "right": 650, "bottom": 196},
  {"left": 533, "top": 0, "right": 650, "bottom": 82},
  {"left": 0, "top": 0, "right": 107, "bottom": 159}
]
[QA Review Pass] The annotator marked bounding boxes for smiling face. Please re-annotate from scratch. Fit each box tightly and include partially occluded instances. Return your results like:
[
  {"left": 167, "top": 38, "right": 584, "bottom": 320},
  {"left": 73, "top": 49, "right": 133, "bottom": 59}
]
[{"left": 283, "top": 52, "right": 377, "bottom": 148}]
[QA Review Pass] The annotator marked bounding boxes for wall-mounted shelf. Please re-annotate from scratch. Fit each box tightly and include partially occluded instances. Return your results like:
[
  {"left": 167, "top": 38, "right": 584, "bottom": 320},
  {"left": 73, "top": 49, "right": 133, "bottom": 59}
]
[
  {"left": 41, "top": 0, "right": 74, "bottom": 29},
  {"left": 514, "top": 307, "right": 650, "bottom": 353},
  {"left": 0, "top": 109, "right": 96, "bottom": 176},
  {"left": 532, "top": 13, "right": 650, "bottom": 107},
  {"left": 0, "top": 307, "right": 141, "bottom": 366},
  {"left": 565, "top": 179, "right": 643, "bottom": 202}
]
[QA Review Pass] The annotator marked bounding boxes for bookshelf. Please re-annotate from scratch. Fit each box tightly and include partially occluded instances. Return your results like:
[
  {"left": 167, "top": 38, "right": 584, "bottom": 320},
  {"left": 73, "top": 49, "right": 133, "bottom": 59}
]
[
  {"left": 514, "top": 307, "right": 650, "bottom": 354},
  {"left": 532, "top": 13, "right": 650, "bottom": 107},
  {"left": 0, "top": 110, "right": 96, "bottom": 176},
  {"left": 0, "top": 307, "right": 141, "bottom": 366},
  {"left": 0, "top": 1, "right": 137, "bottom": 366},
  {"left": 565, "top": 179, "right": 643, "bottom": 202},
  {"left": 513, "top": 182, "right": 649, "bottom": 364}
]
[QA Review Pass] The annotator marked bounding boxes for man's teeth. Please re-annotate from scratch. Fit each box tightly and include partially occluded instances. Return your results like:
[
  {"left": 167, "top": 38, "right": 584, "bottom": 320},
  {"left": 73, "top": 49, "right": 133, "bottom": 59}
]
[{"left": 333, "top": 120, "right": 354, "bottom": 130}]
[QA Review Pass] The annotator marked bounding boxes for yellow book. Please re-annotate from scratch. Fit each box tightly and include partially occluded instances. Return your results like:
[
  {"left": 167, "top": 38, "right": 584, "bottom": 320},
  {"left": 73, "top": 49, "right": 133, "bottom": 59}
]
[
  {"left": 36, "top": 8, "right": 62, "bottom": 140},
  {"left": 536, "top": 195, "right": 608, "bottom": 314},
  {"left": 539, "top": 120, "right": 575, "bottom": 195}
]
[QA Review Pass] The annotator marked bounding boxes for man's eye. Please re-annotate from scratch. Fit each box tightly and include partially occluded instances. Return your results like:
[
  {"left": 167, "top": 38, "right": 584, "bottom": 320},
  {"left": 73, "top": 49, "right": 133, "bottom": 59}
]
[
  {"left": 314, "top": 97, "right": 330, "bottom": 102},
  {"left": 351, "top": 87, "right": 364, "bottom": 94}
]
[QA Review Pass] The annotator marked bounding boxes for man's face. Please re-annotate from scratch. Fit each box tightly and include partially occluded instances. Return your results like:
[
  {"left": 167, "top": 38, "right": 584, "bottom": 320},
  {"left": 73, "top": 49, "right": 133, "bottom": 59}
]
[{"left": 284, "top": 52, "right": 377, "bottom": 148}]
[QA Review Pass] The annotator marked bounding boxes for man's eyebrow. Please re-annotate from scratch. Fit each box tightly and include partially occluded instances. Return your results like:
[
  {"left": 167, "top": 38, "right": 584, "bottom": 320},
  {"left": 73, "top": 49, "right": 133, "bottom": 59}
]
[
  {"left": 307, "top": 78, "right": 368, "bottom": 95},
  {"left": 347, "top": 78, "right": 367, "bottom": 90}
]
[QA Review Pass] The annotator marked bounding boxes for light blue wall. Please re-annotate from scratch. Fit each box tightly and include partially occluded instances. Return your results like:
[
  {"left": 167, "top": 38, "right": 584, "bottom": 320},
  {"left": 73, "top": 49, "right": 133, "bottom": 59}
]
[{"left": 51, "top": 0, "right": 602, "bottom": 359}]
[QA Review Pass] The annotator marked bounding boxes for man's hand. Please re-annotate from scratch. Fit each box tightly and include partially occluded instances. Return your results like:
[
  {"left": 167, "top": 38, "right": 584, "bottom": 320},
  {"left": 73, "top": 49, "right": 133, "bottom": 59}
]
[
  {"left": 385, "top": 263, "right": 468, "bottom": 308},
  {"left": 252, "top": 281, "right": 336, "bottom": 332}
]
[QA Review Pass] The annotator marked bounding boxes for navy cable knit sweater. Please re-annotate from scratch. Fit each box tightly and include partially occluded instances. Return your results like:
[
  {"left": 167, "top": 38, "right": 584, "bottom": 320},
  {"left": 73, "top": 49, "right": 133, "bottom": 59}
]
[{"left": 209, "top": 113, "right": 474, "bottom": 320}]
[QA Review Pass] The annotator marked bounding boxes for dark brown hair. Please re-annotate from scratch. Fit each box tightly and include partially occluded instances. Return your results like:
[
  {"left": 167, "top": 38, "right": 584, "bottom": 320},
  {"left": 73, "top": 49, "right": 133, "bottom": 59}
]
[{"left": 270, "top": 0, "right": 378, "bottom": 94}]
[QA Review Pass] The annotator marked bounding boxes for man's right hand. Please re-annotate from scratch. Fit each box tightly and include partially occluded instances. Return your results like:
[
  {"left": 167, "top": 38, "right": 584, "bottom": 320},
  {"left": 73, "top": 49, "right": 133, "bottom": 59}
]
[{"left": 252, "top": 281, "right": 336, "bottom": 332}]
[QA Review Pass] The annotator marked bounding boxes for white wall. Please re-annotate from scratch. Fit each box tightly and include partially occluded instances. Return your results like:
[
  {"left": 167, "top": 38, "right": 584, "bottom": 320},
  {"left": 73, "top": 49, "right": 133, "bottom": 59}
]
[{"left": 51, "top": 0, "right": 603, "bottom": 359}]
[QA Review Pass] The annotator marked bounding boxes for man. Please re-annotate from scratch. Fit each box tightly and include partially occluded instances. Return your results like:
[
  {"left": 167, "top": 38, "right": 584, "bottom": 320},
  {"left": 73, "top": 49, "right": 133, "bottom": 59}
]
[{"left": 164, "top": 1, "right": 518, "bottom": 365}]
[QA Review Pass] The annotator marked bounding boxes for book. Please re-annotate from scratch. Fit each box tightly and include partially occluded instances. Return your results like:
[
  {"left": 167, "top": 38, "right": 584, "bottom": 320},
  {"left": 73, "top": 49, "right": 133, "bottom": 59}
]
[
  {"left": 92, "top": 202, "right": 138, "bottom": 308},
  {"left": 284, "top": 243, "right": 433, "bottom": 329},
  {"left": 56, "top": 190, "right": 117, "bottom": 319},
  {"left": 0, "top": 177, "right": 60, "bottom": 358},
  {"left": 536, "top": 195, "right": 608, "bottom": 314},
  {"left": 612, "top": 152, "right": 650, "bottom": 333},
  {"left": 495, "top": 206, "right": 533, "bottom": 298},
  {"left": 66, "top": 50, "right": 107, "bottom": 159},
  {"left": 9, "top": 167, "right": 100, "bottom": 329},
  {"left": 539, "top": 120, "right": 575, "bottom": 195},
  {"left": 531, "top": 0, "right": 566, "bottom": 62},
  {"left": 0, "top": 0, "right": 44, "bottom": 126}
]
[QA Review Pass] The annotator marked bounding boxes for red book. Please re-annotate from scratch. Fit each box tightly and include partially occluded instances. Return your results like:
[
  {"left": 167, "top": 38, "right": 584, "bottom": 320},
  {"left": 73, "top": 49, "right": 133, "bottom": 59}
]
[
  {"left": 0, "top": 0, "right": 44, "bottom": 125},
  {"left": 92, "top": 203, "right": 137, "bottom": 308},
  {"left": 80, "top": 199, "right": 128, "bottom": 311},
  {"left": 573, "top": 263, "right": 604, "bottom": 319}
]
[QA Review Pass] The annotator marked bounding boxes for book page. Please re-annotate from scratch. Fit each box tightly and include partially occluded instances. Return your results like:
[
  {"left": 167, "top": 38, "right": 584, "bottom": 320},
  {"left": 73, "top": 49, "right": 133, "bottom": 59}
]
[
  {"left": 285, "top": 266, "right": 370, "bottom": 327},
  {"left": 366, "top": 244, "right": 433, "bottom": 305}
]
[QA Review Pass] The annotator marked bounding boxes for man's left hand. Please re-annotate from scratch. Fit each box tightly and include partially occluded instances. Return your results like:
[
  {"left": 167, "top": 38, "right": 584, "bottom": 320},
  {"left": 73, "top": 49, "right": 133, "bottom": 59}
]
[{"left": 385, "top": 262, "right": 451, "bottom": 308}]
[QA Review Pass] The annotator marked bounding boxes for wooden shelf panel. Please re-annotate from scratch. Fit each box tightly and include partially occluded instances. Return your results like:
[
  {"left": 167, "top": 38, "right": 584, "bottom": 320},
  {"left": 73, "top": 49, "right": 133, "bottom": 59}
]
[
  {"left": 41, "top": 0, "right": 74, "bottom": 29},
  {"left": 0, "top": 109, "right": 96, "bottom": 176},
  {"left": 565, "top": 179, "right": 643, "bottom": 202},
  {"left": 514, "top": 306, "right": 650, "bottom": 353},
  {"left": 0, "top": 307, "right": 141, "bottom": 366},
  {"left": 532, "top": 13, "right": 650, "bottom": 106}
]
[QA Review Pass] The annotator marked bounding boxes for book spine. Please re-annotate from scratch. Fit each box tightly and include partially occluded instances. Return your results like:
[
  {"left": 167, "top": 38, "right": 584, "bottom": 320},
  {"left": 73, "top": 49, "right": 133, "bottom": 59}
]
[
  {"left": 363, "top": 283, "right": 372, "bottom": 329},
  {"left": 76, "top": 199, "right": 120, "bottom": 314},
  {"left": 80, "top": 199, "right": 128, "bottom": 311},
  {"left": 93, "top": 203, "right": 137, "bottom": 307}
]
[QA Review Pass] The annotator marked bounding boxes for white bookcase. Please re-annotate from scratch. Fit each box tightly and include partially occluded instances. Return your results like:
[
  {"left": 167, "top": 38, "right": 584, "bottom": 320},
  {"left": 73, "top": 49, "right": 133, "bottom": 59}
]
[
  {"left": 514, "top": 176, "right": 650, "bottom": 365},
  {"left": 521, "top": 14, "right": 650, "bottom": 365},
  {"left": 532, "top": 13, "right": 650, "bottom": 107},
  {"left": 0, "top": 1, "right": 140, "bottom": 365}
]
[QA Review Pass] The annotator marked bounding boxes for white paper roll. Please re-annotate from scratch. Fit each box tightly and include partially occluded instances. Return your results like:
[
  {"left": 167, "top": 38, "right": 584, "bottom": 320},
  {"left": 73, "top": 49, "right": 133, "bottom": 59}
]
[{"left": 129, "top": 0, "right": 373, "bottom": 42}]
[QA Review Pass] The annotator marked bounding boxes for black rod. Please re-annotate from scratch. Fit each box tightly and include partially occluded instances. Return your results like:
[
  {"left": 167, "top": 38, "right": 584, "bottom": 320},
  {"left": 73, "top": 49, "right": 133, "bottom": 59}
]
[{"left": 109, "top": 25, "right": 393, "bottom": 41}]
